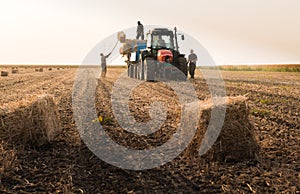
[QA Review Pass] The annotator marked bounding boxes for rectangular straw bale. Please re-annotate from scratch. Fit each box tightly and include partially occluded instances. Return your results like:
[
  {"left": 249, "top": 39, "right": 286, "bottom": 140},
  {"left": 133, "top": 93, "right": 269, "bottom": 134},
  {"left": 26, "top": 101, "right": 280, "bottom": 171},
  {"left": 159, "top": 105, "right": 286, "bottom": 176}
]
[
  {"left": 185, "top": 96, "right": 260, "bottom": 162},
  {"left": 11, "top": 69, "right": 19, "bottom": 74},
  {"left": 0, "top": 95, "right": 61, "bottom": 146},
  {"left": 1, "top": 71, "right": 8, "bottom": 77}
]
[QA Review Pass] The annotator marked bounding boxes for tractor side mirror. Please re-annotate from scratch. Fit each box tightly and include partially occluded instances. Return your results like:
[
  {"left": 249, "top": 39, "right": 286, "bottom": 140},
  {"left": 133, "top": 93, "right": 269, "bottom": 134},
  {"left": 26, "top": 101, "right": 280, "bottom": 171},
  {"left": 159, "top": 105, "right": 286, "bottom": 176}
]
[{"left": 181, "top": 35, "right": 185, "bottom": 40}]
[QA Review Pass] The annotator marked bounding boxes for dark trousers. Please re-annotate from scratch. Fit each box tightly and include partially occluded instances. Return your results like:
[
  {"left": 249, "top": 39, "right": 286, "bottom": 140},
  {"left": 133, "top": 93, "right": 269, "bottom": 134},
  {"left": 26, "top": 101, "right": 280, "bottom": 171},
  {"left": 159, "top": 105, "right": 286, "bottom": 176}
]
[
  {"left": 101, "top": 64, "right": 107, "bottom": 78},
  {"left": 136, "top": 33, "right": 144, "bottom": 40},
  {"left": 189, "top": 62, "right": 196, "bottom": 78}
]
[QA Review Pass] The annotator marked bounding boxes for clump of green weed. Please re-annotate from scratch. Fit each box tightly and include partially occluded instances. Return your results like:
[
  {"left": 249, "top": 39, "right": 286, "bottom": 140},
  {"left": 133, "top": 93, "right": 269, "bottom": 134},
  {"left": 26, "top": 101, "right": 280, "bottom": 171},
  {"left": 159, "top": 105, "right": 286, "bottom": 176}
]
[{"left": 251, "top": 108, "right": 271, "bottom": 117}]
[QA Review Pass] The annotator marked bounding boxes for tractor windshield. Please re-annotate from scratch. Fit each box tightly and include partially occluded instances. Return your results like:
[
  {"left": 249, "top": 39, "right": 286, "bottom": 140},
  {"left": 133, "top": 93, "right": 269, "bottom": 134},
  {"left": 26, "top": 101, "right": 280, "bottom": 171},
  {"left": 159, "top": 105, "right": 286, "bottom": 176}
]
[{"left": 152, "top": 34, "right": 174, "bottom": 49}]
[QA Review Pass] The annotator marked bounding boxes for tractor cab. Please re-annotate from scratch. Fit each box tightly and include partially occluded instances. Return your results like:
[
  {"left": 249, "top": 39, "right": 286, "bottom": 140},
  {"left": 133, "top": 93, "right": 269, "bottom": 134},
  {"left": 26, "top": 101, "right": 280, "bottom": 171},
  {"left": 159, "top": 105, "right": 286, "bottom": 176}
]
[{"left": 147, "top": 28, "right": 175, "bottom": 50}]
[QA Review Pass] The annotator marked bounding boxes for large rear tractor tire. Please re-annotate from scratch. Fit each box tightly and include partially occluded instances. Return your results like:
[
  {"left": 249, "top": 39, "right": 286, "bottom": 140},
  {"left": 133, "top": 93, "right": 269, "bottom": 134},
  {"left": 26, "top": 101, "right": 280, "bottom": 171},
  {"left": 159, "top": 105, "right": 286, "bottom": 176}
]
[{"left": 178, "top": 57, "right": 188, "bottom": 81}]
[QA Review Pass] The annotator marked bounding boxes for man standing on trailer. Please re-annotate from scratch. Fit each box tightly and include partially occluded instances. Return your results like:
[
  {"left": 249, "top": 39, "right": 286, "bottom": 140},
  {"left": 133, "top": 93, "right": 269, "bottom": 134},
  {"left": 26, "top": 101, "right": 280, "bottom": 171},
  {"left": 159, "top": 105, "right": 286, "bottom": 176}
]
[
  {"left": 100, "top": 52, "right": 111, "bottom": 78},
  {"left": 136, "top": 21, "right": 144, "bottom": 40},
  {"left": 188, "top": 49, "right": 197, "bottom": 79}
]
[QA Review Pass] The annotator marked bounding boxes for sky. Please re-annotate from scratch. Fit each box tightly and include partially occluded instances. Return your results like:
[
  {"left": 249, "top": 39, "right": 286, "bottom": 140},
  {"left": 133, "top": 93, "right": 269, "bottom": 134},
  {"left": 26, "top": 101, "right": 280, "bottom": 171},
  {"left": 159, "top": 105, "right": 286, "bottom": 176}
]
[{"left": 0, "top": 0, "right": 300, "bottom": 65}]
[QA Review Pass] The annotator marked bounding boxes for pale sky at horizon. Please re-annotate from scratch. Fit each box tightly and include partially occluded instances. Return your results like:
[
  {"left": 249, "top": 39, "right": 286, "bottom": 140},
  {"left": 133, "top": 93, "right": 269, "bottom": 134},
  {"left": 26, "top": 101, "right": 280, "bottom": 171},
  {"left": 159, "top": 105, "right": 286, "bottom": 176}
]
[{"left": 0, "top": 0, "right": 300, "bottom": 65}]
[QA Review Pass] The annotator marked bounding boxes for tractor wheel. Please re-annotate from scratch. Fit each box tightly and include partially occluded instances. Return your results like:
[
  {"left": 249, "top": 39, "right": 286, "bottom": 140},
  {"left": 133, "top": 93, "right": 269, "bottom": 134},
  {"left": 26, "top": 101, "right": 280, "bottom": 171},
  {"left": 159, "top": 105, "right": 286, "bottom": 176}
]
[
  {"left": 128, "top": 64, "right": 134, "bottom": 78},
  {"left": 144, "top": 58, "right": 155, "bottom": 81},
  {"left": 139, "top": 59, "right": 145, "bottom": 80},
  {"left": 178, "top": 57, "right": 188, "bottom": 81},
  {"left": 133, "top": 64, "right": 138, "bottom": 79},
  {"left": 139, "top": 54, "right": 145, "bottom": 80},
  {"left": 137, "top": 63, "right": 140, "bottom": 80}
]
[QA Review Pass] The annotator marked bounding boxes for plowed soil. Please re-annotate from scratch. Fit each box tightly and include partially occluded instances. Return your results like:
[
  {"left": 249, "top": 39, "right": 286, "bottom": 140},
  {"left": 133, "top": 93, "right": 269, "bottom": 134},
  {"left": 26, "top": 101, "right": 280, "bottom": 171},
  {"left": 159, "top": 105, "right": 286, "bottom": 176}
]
[{"left": 0, "top": 66, "right": 299, "bottom": 193}]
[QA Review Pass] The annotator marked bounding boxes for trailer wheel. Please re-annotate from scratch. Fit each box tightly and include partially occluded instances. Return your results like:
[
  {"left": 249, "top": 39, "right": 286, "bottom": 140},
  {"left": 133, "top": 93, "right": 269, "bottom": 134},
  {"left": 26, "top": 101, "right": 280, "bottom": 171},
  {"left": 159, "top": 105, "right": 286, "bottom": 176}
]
[
  {"left": 136, "top": 62, "right": 140, "bottom": 80},
  {"left": 128, "top": 64, "right": 134, "bottom": 78},
  {"left": 133, "top": 64, "right": 138, "bottom": 79},
  {"left": 144, "top": 58, "right": 155, "bottom": 82},
  {"left": 139, "top": 57, "right": 145, "bottom": 80}
]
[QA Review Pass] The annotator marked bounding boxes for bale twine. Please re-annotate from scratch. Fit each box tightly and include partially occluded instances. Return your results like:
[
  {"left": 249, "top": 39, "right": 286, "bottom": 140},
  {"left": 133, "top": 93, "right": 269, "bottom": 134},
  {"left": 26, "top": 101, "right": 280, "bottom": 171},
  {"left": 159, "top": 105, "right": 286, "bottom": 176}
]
[
  {"left": 0, "top": 95, "right": 61, "bottom": 146},
  {"left": 185, "top": 96, "right": 260, "bottom": 162},
  {"left": 1, "top": 71, "right": 8, "bottom": 77}
]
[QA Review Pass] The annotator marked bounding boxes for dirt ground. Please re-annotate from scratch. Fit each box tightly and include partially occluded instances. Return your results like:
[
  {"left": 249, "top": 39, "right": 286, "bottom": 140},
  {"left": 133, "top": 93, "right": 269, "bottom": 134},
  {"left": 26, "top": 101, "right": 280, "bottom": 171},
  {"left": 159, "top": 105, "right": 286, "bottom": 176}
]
[{"left": 0, "top": 66, "right": 299, "bottom": 193}]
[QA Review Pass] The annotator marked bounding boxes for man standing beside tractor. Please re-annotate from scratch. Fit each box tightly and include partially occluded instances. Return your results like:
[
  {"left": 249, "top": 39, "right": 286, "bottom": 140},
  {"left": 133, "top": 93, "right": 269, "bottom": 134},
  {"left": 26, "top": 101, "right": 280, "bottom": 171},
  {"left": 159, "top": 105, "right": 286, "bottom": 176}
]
[{"left": 188, "top": 49, "right": 197, "bottom": 79}]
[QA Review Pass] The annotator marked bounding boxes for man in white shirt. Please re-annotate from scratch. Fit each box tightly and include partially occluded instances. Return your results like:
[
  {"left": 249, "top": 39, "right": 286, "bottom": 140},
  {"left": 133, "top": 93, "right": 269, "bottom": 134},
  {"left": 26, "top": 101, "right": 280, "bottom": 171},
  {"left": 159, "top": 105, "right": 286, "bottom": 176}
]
[{"left": 100, "top": 52, "right": 111, "bottom": 78}]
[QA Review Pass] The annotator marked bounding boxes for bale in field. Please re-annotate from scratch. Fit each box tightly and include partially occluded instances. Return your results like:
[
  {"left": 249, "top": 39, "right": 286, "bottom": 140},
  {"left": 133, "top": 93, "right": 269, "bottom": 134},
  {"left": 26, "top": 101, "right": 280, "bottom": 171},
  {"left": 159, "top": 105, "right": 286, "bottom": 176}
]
[
  {"left": 11, "top": 69, "right": 19, "bottom": 74},
  {"left": 185, "top": 96, "right": 260, "bottom": 162},
  {"left": 0, "top": 95, "right": 61, "bottom": 146},
  {"left": 1, "top": 71, "right": 8, "bottom": 77},
  {"left": 35, "top": 68, "right": 43, "bottom": 72},
  {"left": 48, "top": 68, "right": 52, "bottom": 71}
]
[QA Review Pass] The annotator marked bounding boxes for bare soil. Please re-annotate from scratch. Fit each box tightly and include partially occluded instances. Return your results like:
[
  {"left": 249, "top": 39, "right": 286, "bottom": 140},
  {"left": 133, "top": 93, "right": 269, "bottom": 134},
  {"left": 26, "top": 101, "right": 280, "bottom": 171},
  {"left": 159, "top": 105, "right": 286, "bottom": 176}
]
[{"left": 0, "top": 66, "right": 299, "bottom": 193}]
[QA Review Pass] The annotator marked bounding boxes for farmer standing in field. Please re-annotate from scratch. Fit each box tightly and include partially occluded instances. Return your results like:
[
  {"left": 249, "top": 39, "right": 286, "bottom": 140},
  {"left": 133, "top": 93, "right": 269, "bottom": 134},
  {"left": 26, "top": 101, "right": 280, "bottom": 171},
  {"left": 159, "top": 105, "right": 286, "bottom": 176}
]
[
  {"left": 100, "top": 52, "right": 111, "bottom": 78},
  {"left": 136, "top": 21, "right": 144, "bottom": 40},
  {"left": 188, "top": 49, "right": 197, "bottom": 79}
]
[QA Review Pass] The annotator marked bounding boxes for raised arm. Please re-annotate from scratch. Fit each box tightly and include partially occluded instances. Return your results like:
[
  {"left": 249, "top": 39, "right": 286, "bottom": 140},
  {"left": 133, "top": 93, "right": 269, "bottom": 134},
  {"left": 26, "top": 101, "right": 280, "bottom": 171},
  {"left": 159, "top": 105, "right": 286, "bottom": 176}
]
[{"left": 105, "top": 52, "right": 112, "bottom": 58}]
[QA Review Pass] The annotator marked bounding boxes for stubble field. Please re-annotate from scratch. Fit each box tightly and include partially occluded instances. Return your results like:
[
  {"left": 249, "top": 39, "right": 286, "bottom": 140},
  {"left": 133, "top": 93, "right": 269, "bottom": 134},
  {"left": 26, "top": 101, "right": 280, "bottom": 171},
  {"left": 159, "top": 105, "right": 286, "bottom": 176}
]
[{"left": 0, "top": 66, "right": 299, "bottom": 193}]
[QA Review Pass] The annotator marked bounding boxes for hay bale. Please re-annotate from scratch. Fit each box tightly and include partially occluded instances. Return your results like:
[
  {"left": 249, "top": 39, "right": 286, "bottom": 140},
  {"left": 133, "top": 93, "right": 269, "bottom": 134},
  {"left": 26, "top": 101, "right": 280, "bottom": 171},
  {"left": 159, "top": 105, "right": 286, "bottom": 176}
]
[
  {"left": 35, "top": 68, "right": 43, "bottom": 72},
  {"left": 0, "top": 95, "right": 61, "bottom": 146},
  {"left": 185, "top": 96, "right": 260, "bottom": 162},
  {"left": 48, "top": 68, "right": 52, "bottom": 71},
  {"left": 1, "top": 71, "right": 8, "bottom": 77},
  {"left": 11, "top": 69, "right": 19, "bottom": 74}
]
